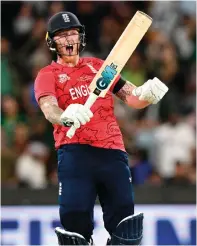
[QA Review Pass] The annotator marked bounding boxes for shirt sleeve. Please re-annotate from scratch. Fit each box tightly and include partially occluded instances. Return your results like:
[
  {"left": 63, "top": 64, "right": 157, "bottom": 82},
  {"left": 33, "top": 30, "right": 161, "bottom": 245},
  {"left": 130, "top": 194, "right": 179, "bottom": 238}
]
[
  {"left": 93, "top": 58, "right": 121, "bottom": 93},
  {"left": 34, "top": 71, "right": 56, "bottom": 103}
]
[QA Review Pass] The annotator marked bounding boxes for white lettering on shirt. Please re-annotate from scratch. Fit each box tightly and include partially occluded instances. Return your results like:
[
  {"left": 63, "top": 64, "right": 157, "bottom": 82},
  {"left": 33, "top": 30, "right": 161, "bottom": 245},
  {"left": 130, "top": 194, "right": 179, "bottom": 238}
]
[{"left": 69, "top": 85, "right": 90, "bottom": 100}]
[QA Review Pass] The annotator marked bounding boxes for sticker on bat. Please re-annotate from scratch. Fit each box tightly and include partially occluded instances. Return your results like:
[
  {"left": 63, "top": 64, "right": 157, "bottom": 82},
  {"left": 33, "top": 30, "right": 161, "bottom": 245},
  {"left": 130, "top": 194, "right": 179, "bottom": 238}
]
[{"left": 96, "top": 63, "right": 118, "bottom": 90}]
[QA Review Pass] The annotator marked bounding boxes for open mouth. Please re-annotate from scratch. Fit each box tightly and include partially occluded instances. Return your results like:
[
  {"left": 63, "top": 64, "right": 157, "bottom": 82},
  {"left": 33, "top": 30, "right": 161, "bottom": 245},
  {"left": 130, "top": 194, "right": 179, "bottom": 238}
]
[{"left": 66, "top": 44, "right": 73, "bottom": 55}]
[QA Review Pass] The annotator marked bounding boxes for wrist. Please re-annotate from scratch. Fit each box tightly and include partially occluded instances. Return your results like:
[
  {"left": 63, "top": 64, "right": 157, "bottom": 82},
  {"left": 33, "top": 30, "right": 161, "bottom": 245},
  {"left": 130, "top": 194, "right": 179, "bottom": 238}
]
[{"left": 127, "top": 87, "right": 151, "bottom": 109}]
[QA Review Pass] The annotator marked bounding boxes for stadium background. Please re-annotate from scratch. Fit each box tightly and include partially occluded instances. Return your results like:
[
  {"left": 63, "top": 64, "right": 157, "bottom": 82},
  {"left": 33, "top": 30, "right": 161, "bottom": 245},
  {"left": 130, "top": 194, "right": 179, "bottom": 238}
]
[{"left": 1, "top": 1, "right": 196, "bottom": 245}]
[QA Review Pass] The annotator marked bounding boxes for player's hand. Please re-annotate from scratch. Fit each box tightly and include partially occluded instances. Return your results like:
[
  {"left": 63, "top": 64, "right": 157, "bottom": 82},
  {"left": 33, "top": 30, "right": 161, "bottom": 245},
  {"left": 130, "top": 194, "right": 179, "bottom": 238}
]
[
  {"left": 132, "top": 77, "right": 169, "bottom": 104},
  {"left": 60, "top": 104, "right": 93, "bottom": 129}
]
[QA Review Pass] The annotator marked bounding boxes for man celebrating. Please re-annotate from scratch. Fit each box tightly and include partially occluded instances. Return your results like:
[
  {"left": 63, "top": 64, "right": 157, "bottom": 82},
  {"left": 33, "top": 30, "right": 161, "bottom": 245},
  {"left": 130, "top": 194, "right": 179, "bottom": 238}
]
[{"left": 34, "top": 11, "right": 168, "bottom": 245}]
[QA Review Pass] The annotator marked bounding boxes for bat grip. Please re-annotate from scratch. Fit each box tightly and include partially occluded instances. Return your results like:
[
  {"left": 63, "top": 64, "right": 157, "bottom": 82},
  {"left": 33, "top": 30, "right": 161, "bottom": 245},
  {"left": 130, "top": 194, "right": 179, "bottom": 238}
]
[{"left": 66, "top": 93, "right": 98, "bottom": 139}]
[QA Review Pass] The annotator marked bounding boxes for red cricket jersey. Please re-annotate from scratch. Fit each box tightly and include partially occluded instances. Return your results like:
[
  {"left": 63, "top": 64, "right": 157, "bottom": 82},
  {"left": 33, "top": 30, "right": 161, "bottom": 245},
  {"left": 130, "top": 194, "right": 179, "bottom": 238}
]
[{"left": 34, "top": 57, "right": 125, "bottom": 151}]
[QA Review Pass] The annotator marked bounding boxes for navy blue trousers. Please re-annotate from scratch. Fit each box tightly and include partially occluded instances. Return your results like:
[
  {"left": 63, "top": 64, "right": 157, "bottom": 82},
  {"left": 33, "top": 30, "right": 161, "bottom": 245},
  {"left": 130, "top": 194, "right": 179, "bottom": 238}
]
[{"left": 57, "top": 144, "right": 134, "bottom": 241}]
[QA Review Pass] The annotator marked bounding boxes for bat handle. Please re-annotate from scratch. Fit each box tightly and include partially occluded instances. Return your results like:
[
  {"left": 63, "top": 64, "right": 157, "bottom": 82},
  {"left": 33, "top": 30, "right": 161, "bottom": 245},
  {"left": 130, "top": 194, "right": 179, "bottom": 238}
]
[{"left": 66, "top": 93, "right": 98, "bottom": 139}]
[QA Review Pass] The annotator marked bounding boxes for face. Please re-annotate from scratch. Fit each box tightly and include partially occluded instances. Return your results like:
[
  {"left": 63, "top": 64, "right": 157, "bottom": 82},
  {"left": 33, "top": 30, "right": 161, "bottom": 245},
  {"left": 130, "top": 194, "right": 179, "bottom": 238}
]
[
  {"left": 2, "top": 95, "right": 18, "bottom": 116},
  {"left": 54, "top": 29, "right": 80, "bottom": 56}
]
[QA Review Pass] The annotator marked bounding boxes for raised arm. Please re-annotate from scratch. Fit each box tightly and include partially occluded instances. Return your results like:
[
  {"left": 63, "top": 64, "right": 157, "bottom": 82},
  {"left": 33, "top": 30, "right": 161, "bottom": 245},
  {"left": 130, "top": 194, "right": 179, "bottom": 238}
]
[
  {"left": 115, "top": 81, "right": 150, "bottom": 109},
  {"left": 115, "top": 78, "right": 169, "bottom": 109}
]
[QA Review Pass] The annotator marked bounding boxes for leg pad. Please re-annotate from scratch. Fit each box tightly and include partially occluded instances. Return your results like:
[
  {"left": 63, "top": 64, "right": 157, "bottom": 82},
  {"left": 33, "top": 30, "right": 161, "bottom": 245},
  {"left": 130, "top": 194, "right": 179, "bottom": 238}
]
[
  {"left": 55, "top": 227, "right": 89, "bottom": 245},
  {"left": 109, "top": 213, "right": 144, "bottom": 245}
]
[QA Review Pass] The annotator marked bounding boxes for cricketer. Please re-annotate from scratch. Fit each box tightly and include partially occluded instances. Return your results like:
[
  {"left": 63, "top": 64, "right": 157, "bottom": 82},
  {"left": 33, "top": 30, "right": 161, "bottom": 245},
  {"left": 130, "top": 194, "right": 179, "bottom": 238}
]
[{"left": 34, "top": 11, "right": 168, "bottom": 245}]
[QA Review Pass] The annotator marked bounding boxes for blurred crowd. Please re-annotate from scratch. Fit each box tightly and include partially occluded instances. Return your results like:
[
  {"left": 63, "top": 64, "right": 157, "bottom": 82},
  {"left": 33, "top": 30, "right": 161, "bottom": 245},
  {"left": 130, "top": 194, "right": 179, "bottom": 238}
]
[{"left": 1, "top": 1, "right": 196, "bottom": 189}]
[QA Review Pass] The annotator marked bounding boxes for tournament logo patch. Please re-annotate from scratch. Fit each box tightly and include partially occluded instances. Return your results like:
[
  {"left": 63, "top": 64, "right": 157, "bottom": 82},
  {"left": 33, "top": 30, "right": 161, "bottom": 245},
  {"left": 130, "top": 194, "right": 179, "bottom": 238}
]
[{"left": 58, "top": 74, "right": 70, "bottom": 83}]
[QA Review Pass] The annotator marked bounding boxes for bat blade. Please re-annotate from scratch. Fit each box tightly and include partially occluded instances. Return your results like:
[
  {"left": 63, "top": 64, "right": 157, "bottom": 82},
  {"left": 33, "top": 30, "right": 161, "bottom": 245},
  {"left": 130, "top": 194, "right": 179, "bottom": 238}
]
[
  {"left": 66, "top": 11, "right": 152, "bottom": 139},
  {"left": 89, "top": 11, "right": 152, "bottom": 97}
]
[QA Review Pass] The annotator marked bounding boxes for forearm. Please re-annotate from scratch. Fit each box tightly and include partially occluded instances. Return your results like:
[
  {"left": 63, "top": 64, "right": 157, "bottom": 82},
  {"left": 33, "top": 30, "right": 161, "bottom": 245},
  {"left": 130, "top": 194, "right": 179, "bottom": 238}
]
[
  {"left": 43, "top": 104, "right": 64, "bottom": 125},
  {"left": 116, "top": 81, "right": 150, "bottom": 109},
  {"left": 39, "top": 96, "right": 64, "bottom": 125}
]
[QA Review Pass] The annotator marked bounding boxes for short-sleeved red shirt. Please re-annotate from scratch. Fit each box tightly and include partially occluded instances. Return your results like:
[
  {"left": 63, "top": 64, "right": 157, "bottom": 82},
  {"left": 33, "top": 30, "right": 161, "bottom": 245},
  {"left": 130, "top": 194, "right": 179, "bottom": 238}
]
[{"left": 34, "top": 57, "right": 125, "bottom": 151}]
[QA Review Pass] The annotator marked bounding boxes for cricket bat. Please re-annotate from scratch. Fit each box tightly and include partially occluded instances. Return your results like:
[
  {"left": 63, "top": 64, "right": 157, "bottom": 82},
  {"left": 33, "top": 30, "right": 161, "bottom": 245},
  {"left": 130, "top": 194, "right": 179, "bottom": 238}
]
[{"left": 66, "top": 11, "right": 152, "bottom": 139}]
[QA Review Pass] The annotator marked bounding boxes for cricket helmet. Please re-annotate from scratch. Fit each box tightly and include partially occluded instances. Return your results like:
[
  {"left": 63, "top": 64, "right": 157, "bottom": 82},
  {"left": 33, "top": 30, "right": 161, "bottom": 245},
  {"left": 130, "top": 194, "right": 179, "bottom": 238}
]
[{"left": 46, "top": 11, "right": 86, "bottom": 55}]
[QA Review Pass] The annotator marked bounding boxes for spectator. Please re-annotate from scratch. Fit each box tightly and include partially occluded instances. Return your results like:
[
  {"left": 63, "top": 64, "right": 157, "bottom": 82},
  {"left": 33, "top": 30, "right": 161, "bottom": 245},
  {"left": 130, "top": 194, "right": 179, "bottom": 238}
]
[
  {"left": 48, "top": 1, "right": 65, "bottom": 17},
  {"left": 13, "top": 123, "right": 30, "bottom": 155},
  {"left": 13, "top": 3, "right": 34, "bottom": 36},
  {"left": 151, "top": 111, "right": 195, "bottom": 181},
  {"left": 21, "top": 64, "right": 43, "bottom": 117},
  {"left": 1, "top": 95, "right": 27, "bottom": 147},
  {"left": 13, "top": 3, "right": 35, "bottom": 49},
  {"left": 130, "top": 149, "right": 153, "bottom": 185},
  {"left": 122, "top": 52, "right": 147, "bottom": 87},
  {"left": 1, "top": 127, "right": 18, "bottom": 186},
  {"left": 148, "top": 171, "right": 163, "bottom": 186},
  {"left": 1, "top": 37, "right": 20, "bottom": 96},
  {"left": 167, "top": 161, "right": 192, "bottom": 185},
  {"left": 15, "top": 141, "right": 49, "bottom": 189}
]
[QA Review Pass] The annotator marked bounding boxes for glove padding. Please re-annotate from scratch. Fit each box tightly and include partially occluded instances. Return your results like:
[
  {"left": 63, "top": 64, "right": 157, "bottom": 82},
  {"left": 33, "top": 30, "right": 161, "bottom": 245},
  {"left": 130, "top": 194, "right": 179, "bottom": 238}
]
[
  {"left": 60, "top": 104, "right": 93, "bottom": 129},
  {"left": 132, "top": 77, "right": 169, "bottom": 104}
]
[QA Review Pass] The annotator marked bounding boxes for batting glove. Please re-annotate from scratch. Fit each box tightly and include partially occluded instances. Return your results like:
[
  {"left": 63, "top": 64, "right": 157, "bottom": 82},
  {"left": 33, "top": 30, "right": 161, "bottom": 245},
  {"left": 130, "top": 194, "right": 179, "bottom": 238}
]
[
  {"left": 60, "top": 104, "right": 93, "bottom": 128},
  {"left": 132, "top": 77, "right": 169, "bottom": 104}
]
